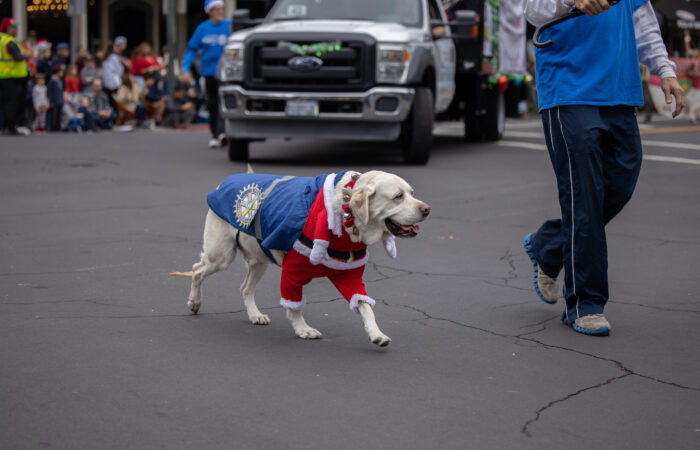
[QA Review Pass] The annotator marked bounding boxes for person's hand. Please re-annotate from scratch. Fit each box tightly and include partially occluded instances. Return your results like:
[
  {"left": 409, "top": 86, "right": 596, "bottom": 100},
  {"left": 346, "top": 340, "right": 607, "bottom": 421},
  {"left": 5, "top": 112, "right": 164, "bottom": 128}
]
[
  {"left": 662, "top": 77, "right": 685, "bottom": 118},
  {"left": 181, "top": 72, "right": 192, "bottom": 84},
  {"left": 182, "top": 101, "right": 194, "bottom": 110},
  {"left": 574, "top": 0, "right": 611, "bottom": 16}
]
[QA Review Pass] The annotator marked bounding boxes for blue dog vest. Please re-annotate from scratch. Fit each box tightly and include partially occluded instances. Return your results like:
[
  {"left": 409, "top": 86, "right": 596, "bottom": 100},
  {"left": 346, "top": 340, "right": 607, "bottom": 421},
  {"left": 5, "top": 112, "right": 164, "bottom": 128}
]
[{"left": 206, "top": 172, "right": 347, "bottom": 261}]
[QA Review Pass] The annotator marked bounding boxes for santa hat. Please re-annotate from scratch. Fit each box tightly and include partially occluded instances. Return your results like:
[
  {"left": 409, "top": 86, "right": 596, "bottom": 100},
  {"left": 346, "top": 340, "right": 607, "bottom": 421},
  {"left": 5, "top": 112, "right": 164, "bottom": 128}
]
[
  {"left": 0, "top": 17, "right": 17, "bottom": 33},
  {"left": 35, "top": 39, "right": 51, "bottom": 50},
  {"left": 204, "top": 0, "right": 223, "bottom": 13}
]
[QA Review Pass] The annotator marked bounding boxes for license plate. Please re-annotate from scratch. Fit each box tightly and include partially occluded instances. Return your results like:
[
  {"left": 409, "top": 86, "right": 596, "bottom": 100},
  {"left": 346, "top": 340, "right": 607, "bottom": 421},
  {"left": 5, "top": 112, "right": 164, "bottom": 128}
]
[{"left": 285, "top": 100, "right": 319, "bottom": 117}]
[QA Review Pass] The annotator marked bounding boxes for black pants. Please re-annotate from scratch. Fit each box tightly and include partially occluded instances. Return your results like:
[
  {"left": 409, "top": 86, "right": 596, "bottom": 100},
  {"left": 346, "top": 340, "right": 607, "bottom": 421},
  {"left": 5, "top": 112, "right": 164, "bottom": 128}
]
[
  {"left": 48, "top": 105, "right": 63, "bottom": 131},
  {"left": 205, "top": 76, "right": 223, "bottom": 138},
  {"left": 0, "top": 77, "right": 27, "bottom": 131}
]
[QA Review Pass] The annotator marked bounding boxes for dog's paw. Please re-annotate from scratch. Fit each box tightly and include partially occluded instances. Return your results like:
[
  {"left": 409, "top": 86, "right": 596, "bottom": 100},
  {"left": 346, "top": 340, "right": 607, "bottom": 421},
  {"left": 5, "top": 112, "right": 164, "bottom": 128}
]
[
  {"left": 187, "top": 300, "right": 201, "bottom": 314},
  {"left": 371, "top": 333, "right": 391, "bottom": 347},
  {"left": 249, "top": 314, "right": 270, "bottom": 325},
  {"left": 296, "top": 327, "right": 323, "bottom": 339}
]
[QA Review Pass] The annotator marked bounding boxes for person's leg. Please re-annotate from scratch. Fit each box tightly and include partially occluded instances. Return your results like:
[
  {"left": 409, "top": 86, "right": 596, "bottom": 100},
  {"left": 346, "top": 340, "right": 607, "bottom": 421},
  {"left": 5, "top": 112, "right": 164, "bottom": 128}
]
[
  {"left": 1, "top": 79, "right": 21, "bottom": 132},
  {"left": 600, "top": 106, "right": 643, "bottom": 225},
  {"left": 524, "top": 112, "right": 567, "bottom": 304},
  {"left": 16, "top": 77, "right": 28, "bottom": 129},
  {"left": 542, "top": 106, "right": 610, "bottom": 330},
  {"left": 204, "top": 76, "right": 220, "bottom": 138},
  {"left": 182, "top": 108, "right": 196, "bottom": 126},
  {"left": 79, "top": 107, "right": 96, "bottom": 131},
  {"left": 135, "top": 103, "right": 147, "bottom": 123},
  {"left": 50, "top": 106, "right": 62, "bottom": 131}
]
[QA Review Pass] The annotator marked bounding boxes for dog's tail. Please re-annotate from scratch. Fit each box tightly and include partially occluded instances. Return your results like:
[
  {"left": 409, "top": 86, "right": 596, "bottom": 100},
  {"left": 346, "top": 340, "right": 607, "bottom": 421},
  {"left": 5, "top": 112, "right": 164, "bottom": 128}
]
[{"left": 247, "top": 164, "right": 254, "bottom": 174}]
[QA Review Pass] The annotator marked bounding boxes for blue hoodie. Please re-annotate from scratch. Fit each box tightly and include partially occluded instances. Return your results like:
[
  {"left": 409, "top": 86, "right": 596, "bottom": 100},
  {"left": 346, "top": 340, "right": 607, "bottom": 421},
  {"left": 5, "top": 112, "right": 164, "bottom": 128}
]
[{"left": 182, "top": 18, "right": 232, "bottom": 77}]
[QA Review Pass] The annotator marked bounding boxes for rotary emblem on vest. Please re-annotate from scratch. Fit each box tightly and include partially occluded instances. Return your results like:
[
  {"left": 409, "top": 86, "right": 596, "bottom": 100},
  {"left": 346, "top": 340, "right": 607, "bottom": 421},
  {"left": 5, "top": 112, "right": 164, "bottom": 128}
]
[{"left": 234, "top": 183, "right": 262, "bottom": 228}]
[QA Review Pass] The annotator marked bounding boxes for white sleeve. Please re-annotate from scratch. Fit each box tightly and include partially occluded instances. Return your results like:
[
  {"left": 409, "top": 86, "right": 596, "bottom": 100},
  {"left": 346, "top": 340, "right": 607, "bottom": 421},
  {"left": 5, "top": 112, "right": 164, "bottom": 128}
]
[
  {"left": 634, "top": 2, "right": 677, "bottom": 79},
  {"left": 524, "top": 0, "right": 576, "bottom": 27}
]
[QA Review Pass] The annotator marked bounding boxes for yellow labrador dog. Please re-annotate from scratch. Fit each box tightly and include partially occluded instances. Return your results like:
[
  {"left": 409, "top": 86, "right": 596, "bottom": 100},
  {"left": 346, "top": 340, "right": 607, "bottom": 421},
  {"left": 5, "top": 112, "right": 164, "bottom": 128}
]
[{"left": 188, "top": 170, "right": 430, "bottom": 346}]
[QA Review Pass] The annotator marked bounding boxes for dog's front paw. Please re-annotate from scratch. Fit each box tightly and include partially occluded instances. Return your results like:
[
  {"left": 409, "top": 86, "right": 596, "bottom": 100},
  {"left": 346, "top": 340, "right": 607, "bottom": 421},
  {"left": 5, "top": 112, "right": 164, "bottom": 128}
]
[
  {"left": 249, "top": 314, "right": 270, "bottom": 325},
  {"left": 296, "top": 327, "right": 323, "bottom": 339},
  {"left": 371, "top": 333, "right": 391, "bottom": 347},
  {"left": 187, "top": 299, "right": 201, "bottom": 314}
]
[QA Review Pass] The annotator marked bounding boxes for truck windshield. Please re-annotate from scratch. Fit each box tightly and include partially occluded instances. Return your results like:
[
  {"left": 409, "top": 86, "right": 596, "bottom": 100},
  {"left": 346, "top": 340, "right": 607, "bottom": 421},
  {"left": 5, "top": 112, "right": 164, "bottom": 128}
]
[{"left": 268, "top": 0, "right": 423, "bottom": 27}]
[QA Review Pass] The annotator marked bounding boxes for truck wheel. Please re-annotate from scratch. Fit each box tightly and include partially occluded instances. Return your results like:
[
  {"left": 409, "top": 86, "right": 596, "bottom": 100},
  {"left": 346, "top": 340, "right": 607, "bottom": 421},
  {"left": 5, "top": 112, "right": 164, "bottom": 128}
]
[
  {"left": 228, "top": 139, "right": 249, "bottom": 162},
  {"left": 401, "top": 87, "right": 434, "bottom": 165},
  {"left": 484, "top": 89, "right": 505, "bottom": 141}
]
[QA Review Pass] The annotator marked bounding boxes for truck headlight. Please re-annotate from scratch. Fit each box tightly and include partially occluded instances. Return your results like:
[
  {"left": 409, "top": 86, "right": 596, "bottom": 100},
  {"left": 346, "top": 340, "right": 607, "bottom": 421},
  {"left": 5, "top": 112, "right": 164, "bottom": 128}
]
[
  {"left": 219, "top": 42, "right": 245, "bottom": 82},
  {"left": 376, "top": 44, "right": 411, "bottom": 84}
]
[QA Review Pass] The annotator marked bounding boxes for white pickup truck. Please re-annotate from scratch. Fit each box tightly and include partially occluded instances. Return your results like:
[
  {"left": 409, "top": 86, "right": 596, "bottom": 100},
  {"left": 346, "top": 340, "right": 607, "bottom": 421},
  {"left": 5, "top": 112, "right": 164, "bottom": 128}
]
[{"left": 217, "top": 0, "right": 505, "bottom": 164}]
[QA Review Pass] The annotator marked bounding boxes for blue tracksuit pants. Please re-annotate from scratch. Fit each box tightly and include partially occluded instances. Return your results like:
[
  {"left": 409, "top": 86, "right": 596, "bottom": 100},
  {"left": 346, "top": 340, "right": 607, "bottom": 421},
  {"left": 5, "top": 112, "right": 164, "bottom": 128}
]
[{"left": 529, "top": 106, "right": 642, "bottom": 324}]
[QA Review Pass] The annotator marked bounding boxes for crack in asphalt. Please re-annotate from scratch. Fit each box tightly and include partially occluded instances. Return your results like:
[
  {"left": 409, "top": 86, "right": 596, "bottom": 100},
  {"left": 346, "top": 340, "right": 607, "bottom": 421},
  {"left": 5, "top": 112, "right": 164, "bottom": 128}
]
[
  {"left": 374, "top": 299, "right": 700, "bottom": 439},
  {"left": 499, "top": 248, "right": 518, "bottom": 287},
  {"left": 0, "top": 262, "right": 137, "bottom": 277},
  {"left": 32, "top": 297, "right": 344, "bottom": 321},
  {"left": 521, "top": 373, "right": 632, "bottom": 438},
  {"left": 1, "top": 298, "right": 130, "bottom": 308},
  {"left": 515, "top": 315, "right": 559, "bottom": 337},
  {"left": 370, "top": 262, "right": 473, "bottom": 279},
  {"left": 611, "top": 299, "right": 700, "bottom": 314}
]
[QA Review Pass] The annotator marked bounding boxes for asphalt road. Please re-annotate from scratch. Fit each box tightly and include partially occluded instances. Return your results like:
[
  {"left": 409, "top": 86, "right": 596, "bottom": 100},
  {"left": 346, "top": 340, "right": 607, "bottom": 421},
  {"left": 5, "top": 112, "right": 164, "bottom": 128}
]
[{"left": 1, "top": 116, "right": 699, "bottom": 449}]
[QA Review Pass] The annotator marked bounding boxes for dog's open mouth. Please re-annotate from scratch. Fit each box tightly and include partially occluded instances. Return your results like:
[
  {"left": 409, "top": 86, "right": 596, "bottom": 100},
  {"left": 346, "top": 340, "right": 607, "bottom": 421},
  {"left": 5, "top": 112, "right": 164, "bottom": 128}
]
[{"left": 385, "top": 218, "right": 421, "bottom": 238}]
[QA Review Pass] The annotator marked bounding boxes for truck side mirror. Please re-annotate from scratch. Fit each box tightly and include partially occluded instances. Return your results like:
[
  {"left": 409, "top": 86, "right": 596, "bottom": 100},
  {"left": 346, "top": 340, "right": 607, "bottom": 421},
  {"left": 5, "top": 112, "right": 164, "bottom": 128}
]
[
  {"left": 453, "top": 10, "right": 477, "bottom": 24},
  {"left": 448, "top": 9, "right": 478, "bottom": 40},
  {"left": 430, "top": 19, "right": 447, "bottom": 38},
  {"left": 232, "top": 9, "right": 263, "bottom": 31}
]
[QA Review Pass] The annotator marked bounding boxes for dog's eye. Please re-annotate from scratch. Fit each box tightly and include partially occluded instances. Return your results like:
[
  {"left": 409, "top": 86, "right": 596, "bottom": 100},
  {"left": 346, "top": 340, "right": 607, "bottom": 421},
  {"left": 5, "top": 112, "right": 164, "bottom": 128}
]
[{"left": 394, "top": 193, "right": 404, "bottom": 200}]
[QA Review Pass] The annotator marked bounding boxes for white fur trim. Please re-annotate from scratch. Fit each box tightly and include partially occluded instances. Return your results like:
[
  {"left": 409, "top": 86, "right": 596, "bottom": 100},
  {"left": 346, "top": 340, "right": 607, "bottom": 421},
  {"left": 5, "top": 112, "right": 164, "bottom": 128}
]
[
  {"left": 349, "top": 294, "right": 375, "bottom": 312},
  {"left": 323, "top": 173, "right": 343, "bottom": 237},
  {"left": 204, "top": 0, "right": 224, "bottom": 13},
  {"left": 309, "top": 239, "right": 329, "bottom": 265},
  {"left": 383, "top": 236, "right": 397, "bottom": 259},
  {"left": 293, "top": 240, "right": 368, "bottom": 270},
  {"left": 280, "top": 295, "right": 306, "bottom": 310}
]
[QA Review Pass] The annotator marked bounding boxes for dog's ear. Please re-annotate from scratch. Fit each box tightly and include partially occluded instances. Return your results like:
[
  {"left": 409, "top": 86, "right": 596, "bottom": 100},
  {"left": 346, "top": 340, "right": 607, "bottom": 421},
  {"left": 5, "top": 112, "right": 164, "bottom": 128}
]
[{"left": 350, "top": 184, "right": 375, "bottom": 224}]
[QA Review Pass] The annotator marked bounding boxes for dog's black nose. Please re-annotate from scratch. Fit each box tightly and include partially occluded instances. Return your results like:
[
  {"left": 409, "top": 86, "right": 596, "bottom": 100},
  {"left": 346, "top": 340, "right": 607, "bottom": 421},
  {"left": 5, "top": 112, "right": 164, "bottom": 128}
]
[{"left": 420, "top": 204, "right": 431, "bottom": 217}]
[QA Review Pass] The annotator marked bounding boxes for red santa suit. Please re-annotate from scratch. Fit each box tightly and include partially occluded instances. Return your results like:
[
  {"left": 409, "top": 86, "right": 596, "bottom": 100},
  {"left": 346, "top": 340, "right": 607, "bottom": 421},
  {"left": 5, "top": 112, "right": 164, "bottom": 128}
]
[{"left": 280, "top": 174, "right": 384, "bottom": 312}]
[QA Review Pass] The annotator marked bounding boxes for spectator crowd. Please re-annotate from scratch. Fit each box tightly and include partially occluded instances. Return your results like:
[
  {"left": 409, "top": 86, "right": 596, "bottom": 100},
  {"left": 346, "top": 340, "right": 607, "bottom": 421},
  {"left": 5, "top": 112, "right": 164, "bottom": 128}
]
[{"left": 0, "top": 20, "right": 208, "bottom": 136}]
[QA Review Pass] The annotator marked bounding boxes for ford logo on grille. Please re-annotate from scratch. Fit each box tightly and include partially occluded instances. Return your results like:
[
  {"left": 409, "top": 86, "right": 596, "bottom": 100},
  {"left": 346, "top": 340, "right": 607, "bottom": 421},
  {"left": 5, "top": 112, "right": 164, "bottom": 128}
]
[{"left": 288, "top": 56, "right": 323, "bottom": 72}]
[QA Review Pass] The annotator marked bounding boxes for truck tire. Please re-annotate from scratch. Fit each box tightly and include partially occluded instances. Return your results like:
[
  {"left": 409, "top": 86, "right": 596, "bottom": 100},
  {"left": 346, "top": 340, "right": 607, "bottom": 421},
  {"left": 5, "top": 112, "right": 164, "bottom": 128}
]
[
  {"left": 484, "top": 89, "right": 505, "bottom": 141},
  {"left": 401, "top": 87, "right": 434, "bottom": 165},
  {"left": 228, "top": 139, "right": 249, "bottom": 162}
]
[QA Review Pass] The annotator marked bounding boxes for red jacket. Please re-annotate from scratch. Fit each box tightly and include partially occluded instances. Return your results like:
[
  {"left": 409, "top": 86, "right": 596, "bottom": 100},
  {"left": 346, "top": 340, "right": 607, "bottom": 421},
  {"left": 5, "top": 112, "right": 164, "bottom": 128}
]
[{"left": 280, "top": 175, "right": 375, "bottom": 312}]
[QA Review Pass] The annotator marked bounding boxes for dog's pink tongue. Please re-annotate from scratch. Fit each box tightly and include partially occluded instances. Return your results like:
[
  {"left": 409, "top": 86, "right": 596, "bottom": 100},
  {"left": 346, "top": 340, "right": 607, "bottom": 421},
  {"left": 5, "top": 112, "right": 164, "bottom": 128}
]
[{"left": 402, "top": 224, "right": 420, "bottom": 234}]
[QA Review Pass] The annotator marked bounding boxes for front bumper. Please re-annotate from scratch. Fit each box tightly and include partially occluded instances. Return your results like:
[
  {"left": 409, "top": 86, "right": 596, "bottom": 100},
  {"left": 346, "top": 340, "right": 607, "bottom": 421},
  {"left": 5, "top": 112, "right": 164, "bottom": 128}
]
[
  {"left": 219, "top": 85, "right": 415, "bottom": 122},
  {"left": 219, "top": 85, "right": 414, "bottom": 141},
  {"left": 219, "top": 85, "right": 417, "bottom": 141}
]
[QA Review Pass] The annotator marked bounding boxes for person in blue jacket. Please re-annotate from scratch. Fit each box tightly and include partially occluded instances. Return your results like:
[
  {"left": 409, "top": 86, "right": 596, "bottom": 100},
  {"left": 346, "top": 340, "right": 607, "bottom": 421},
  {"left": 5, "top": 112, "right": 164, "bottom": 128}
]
[
  {"left": 182, "top": 0, "right": 231, "bottom": 148},
  {"left": 523, "top": 0, "right": 685, "bottom": 336}
]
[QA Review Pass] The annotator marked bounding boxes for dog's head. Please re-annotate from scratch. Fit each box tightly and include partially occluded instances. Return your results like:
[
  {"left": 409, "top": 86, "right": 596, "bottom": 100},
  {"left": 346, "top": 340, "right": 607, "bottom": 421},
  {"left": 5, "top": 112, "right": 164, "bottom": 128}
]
[{"left": 348, "top": 171, "right": 430, "bottom": 245}]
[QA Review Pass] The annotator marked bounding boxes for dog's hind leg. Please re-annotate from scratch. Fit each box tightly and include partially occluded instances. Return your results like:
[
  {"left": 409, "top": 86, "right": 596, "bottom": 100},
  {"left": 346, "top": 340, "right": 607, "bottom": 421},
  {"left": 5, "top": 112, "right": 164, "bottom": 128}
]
[
  {"left": 188, "top": 210, "right": 237, "bottom": 314},
  {"left": 240, "top": 261, "right": 270, "bottom": 325}
]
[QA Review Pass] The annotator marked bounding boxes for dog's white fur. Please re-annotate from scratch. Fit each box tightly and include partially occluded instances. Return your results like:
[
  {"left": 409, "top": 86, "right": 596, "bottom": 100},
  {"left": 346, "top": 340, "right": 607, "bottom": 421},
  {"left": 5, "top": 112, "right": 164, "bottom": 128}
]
[{"left": 188, "top": 170, "right": 430, "bottom": 346}]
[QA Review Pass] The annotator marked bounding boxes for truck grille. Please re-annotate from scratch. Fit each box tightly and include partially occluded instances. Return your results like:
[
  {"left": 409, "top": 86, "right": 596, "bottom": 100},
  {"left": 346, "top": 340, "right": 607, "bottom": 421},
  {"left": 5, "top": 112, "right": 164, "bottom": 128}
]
[{"left": 245, "top": 36, "right": 374, "bottom": 92}]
